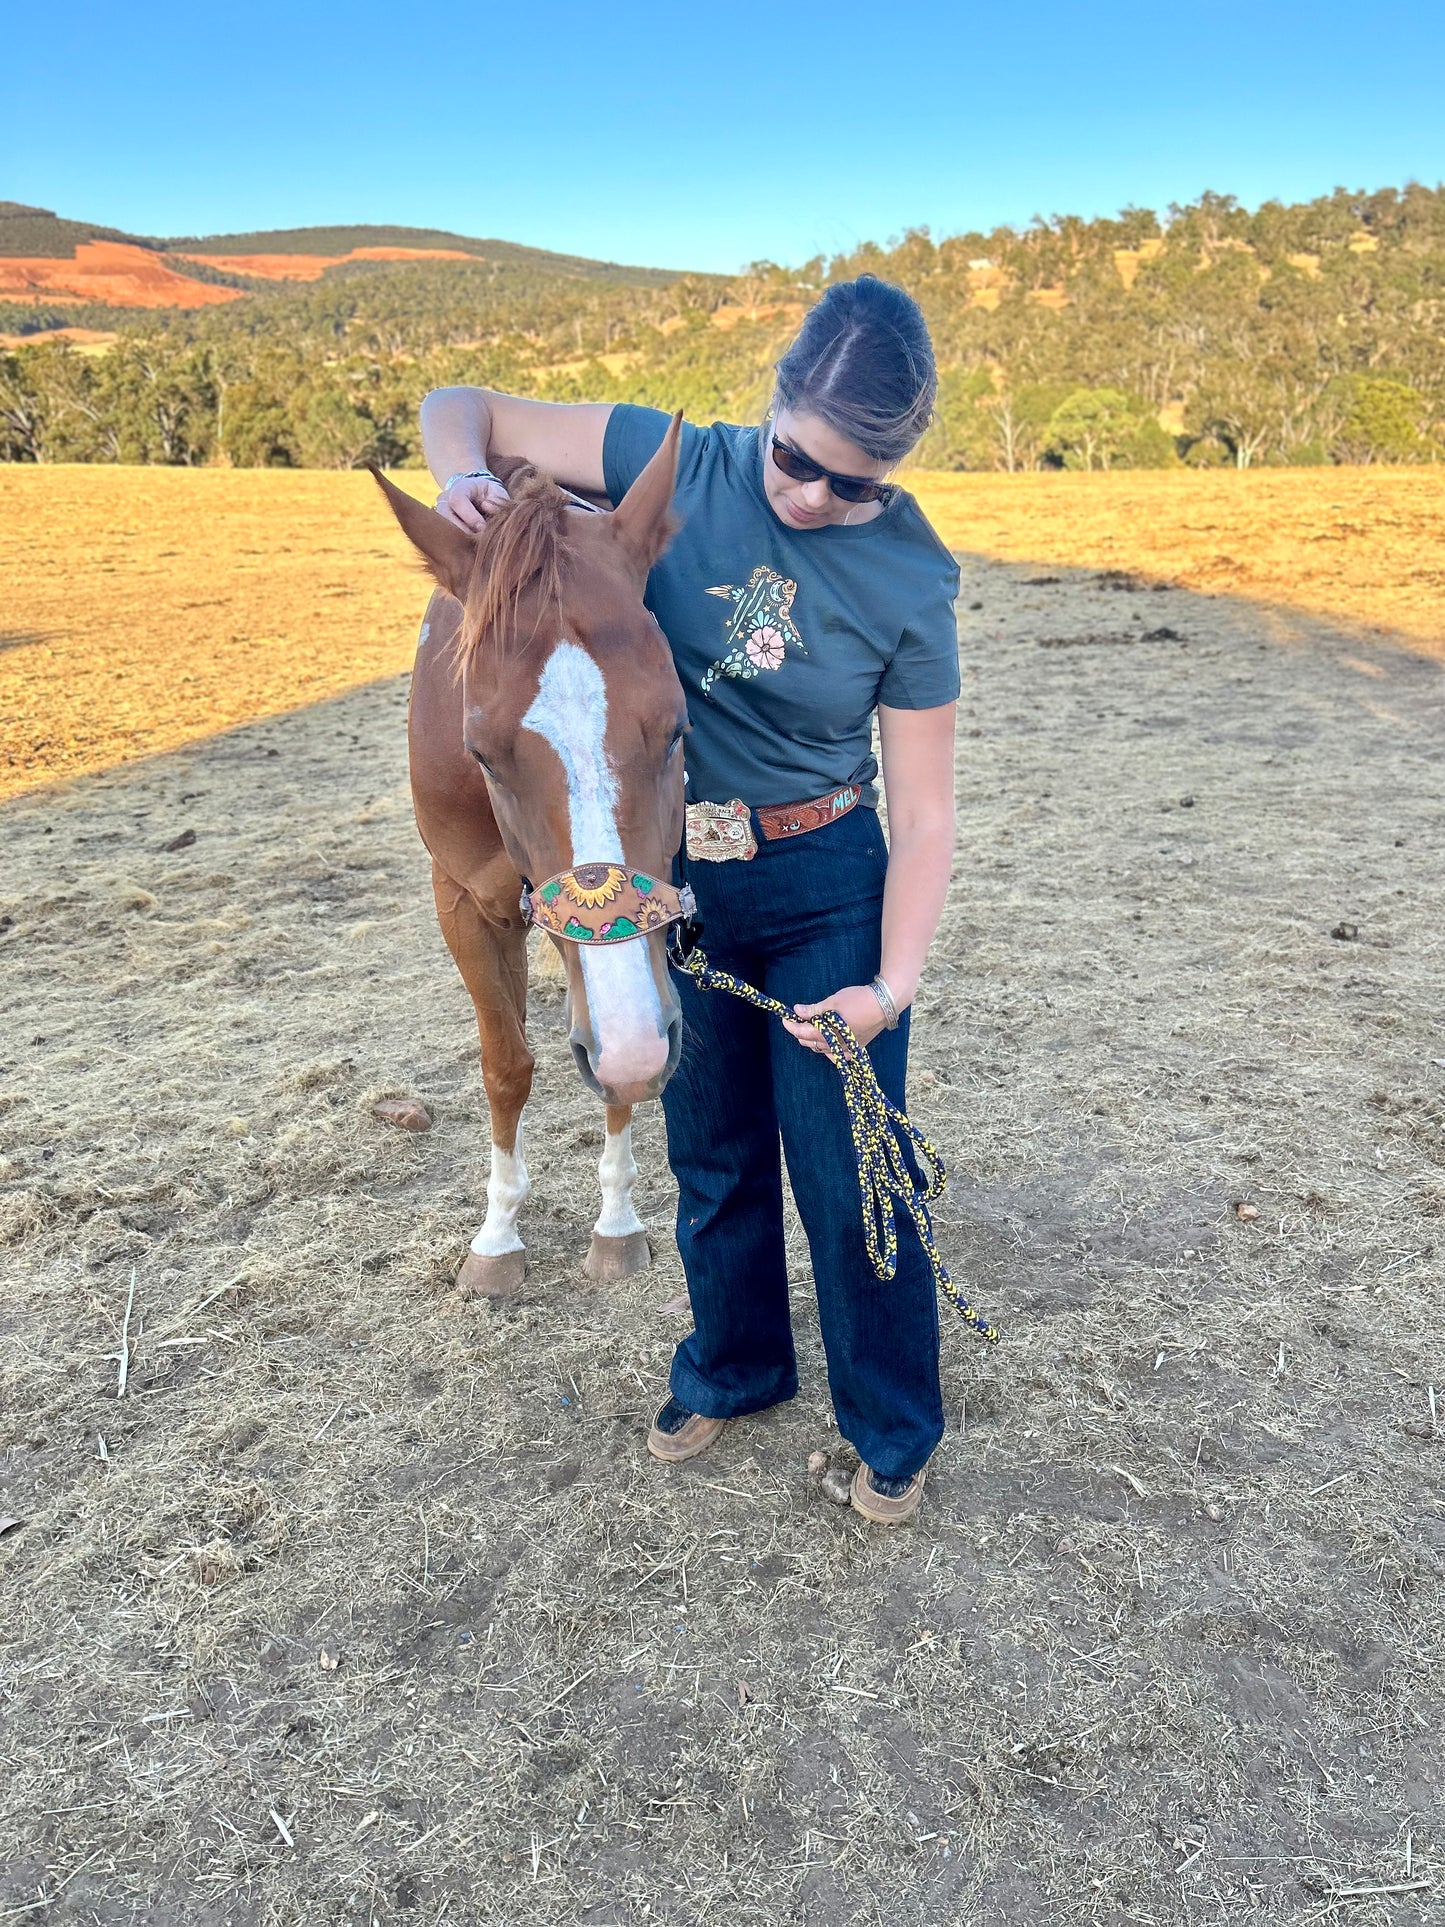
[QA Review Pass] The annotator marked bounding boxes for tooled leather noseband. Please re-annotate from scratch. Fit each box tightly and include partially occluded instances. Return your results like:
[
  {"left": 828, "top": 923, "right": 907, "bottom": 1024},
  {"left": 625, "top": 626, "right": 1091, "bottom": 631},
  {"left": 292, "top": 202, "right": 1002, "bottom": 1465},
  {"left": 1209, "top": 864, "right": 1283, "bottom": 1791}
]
[{"left": 519, "top": 862, "right": 697, "bottom": 948}]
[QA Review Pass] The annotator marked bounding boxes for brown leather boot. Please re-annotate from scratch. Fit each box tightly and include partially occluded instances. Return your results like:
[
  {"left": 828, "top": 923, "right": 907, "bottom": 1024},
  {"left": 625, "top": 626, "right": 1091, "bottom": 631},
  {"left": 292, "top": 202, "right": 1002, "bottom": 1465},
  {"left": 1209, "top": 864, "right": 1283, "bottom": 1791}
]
[
  {"left": 646, "top": 1397, "right": 726, "bottom": 1464},
  {"left": 850, "top": 1463, "right": 926, "bottom": 1524}
]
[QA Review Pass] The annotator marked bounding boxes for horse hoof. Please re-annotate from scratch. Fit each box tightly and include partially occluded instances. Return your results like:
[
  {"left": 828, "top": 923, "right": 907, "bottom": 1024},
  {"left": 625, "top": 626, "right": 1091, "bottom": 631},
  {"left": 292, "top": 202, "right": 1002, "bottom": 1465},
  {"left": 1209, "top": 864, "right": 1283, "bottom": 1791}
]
[
  {"left": 456, "top": 1249, "right": 525, "bottom": 1298},
  {"left": 584, "top": 1230, "right": 651, "bottom": 1282}
]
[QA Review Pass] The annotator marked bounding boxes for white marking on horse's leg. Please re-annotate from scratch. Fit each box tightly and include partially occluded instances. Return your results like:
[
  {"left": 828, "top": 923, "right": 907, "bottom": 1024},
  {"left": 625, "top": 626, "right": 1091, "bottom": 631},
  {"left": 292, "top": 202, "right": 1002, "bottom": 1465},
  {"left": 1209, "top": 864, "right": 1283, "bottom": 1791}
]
[
  {"left": 593, "top": 1121, "right": 644, "bottom": 1238},
  {"left": 521, "top": 644, "right": 665, "bottom": 1087},
  {"left": 470, "top": 1116, "right": 530, "bottom": 1257}
]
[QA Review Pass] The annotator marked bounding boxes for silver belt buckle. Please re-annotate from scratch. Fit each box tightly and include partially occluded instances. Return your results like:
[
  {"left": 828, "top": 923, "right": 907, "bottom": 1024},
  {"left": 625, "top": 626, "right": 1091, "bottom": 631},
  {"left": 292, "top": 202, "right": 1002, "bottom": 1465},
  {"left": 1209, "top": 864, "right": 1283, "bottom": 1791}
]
[{"left": 685, "top": 798, "right": 757, "bottom": 862}]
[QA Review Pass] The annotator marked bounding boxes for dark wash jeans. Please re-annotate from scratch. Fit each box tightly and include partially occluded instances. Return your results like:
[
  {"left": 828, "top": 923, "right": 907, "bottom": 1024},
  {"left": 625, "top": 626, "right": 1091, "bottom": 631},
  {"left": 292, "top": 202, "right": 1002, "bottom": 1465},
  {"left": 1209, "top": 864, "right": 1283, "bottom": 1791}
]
[{"left": 662, "top": 805, "right": 944, "bottom": 1481}]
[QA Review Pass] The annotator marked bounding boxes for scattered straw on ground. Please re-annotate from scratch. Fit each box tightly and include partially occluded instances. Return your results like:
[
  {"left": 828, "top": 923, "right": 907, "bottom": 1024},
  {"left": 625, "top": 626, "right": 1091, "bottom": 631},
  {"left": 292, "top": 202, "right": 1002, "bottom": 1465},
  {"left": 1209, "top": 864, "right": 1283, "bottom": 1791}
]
[{"left": 1, "top": 524, "right": 1441, "bottom": 1920}]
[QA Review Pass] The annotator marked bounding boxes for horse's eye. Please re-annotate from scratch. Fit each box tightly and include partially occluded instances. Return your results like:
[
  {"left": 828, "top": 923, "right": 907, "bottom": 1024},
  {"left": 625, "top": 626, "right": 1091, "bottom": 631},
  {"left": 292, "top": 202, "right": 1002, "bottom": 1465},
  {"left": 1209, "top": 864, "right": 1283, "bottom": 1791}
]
[{"left": 469, "top": 747, "right": 494, "bottom": 775}]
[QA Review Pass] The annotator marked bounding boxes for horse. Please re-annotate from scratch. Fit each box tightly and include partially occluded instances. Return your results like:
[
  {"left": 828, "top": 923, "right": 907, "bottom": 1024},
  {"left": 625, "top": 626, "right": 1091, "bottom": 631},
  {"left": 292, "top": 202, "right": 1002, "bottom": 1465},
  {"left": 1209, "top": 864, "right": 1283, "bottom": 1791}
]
[{"left": 370, "top": 417, "right": 688, "bottom": 1297}]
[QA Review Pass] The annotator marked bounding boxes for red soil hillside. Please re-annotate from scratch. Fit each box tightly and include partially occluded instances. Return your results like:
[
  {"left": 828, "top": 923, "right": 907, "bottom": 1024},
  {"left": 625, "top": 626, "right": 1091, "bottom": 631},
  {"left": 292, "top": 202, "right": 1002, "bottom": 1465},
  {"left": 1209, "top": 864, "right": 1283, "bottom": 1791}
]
[
  {"left": 0, "top": 204, "right": 682, "bottom": 309},
  {"left": 177, "top": 246, "right": 475, "bottom": 280},
  {"left": 0, "top": 241, "right": 242, "bottom": 308}
]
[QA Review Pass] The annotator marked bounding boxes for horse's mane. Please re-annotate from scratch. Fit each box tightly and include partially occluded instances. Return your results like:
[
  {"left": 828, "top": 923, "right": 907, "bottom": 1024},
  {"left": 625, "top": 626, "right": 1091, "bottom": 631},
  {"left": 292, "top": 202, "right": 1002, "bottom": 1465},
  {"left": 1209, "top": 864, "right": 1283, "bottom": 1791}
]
[{"left": 456, "top": 462, "right": 571, "bottom": 672}]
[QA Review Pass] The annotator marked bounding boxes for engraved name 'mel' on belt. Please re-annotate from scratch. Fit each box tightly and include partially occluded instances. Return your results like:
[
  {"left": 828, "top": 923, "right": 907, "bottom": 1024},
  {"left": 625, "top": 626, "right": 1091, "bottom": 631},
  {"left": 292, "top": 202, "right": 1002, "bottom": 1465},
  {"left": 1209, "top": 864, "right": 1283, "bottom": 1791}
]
[{"left": 685, "top": 785, "right": 862, "bottom": 863}]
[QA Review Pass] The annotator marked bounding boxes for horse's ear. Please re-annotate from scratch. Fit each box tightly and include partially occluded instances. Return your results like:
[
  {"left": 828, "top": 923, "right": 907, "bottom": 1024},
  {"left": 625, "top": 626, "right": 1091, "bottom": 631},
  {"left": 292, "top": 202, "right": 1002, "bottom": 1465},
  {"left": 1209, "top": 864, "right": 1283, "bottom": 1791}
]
[
  {"left": 369, "top": 467, "right": 477, "bottom": 602},
  {"left": 609, "top": 411, "right": 682, "bottom": 580}
]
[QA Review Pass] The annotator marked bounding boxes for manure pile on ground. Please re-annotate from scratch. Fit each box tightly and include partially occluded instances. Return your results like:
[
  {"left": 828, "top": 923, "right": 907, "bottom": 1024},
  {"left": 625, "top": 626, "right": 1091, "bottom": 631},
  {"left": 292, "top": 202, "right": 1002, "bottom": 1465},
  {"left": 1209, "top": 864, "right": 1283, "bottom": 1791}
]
[{"left": 1, "top": 511, "right": 1442, "bottom": 1922}]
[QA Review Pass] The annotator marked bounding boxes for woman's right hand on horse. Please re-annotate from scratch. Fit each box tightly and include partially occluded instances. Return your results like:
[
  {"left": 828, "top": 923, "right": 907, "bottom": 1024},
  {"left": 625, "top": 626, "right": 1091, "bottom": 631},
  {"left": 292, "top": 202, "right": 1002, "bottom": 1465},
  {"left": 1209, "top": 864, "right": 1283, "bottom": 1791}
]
[
  {"left": 434, "top": 473, "right": 510, "bottom": 531},
  {"left": 421, "top": 390, "right": 614, "bottom": 517}
]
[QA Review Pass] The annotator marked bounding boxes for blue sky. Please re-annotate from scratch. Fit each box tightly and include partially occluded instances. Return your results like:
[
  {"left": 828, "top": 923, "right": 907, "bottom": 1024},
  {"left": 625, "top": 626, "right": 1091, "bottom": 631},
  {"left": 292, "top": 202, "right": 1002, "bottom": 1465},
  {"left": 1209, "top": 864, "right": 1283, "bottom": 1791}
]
[{"left": 6, "top": 1, "right": 1443, "bottom": 273}]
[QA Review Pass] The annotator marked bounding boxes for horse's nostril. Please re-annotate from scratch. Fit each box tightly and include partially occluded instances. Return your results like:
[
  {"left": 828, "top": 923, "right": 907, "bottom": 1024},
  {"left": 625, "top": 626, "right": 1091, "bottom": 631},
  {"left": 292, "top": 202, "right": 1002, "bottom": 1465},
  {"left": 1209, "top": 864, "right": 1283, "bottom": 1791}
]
[
  {"left": 569, "top": 1035, "right": 605, "bottom": 1097},
  {"left": 662, "top": 1007, "right": 684, "bottom": 1080}
]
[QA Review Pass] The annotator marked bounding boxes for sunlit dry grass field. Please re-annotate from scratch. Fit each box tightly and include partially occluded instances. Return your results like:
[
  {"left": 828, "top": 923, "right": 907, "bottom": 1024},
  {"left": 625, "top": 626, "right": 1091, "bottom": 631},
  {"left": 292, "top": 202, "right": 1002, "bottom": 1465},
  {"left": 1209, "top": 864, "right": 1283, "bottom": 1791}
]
[
  {"left": 1, "top": 464, "right": 1442, "bottom": 1925},
  {"left": 3, "top": 465, "right": 1444, "bottom": 798},
  {"left": 911, "top": 467, "right": 1445, "bottom": 661}
]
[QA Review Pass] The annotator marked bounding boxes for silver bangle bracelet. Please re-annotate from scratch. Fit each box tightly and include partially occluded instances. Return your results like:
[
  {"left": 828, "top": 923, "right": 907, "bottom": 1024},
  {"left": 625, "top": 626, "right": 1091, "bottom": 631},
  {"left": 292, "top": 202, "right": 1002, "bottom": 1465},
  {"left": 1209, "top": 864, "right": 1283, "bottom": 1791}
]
[
  {"left": 443, "top": 468, "right": 500, "bottom": 491},
  {"left": 870, "top": 975, "right": 900, "bottom": 1030}
]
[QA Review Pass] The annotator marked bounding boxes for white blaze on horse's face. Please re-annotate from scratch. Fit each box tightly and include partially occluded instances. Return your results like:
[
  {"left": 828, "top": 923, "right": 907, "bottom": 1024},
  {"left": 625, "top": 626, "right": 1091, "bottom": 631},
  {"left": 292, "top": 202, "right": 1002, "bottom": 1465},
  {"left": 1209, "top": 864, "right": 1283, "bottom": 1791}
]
[{"left": 520, "top": 642, "right": 668, "bottom": 1097}]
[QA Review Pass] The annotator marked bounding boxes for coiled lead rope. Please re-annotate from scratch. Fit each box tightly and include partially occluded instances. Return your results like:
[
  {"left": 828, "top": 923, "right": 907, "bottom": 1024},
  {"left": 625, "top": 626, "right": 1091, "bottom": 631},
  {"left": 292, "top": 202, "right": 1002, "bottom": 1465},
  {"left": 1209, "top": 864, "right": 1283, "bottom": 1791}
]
[{"left": 673, "top": 944, "right": 999, "bottom": 1342}]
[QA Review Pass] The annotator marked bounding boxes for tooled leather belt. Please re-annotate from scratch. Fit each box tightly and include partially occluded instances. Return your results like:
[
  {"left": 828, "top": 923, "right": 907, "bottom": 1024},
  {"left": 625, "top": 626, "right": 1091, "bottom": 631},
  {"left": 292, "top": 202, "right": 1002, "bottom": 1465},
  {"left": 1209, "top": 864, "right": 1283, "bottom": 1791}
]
[{"left": 685, "top": 783, "right": 863, "bottom": 862}]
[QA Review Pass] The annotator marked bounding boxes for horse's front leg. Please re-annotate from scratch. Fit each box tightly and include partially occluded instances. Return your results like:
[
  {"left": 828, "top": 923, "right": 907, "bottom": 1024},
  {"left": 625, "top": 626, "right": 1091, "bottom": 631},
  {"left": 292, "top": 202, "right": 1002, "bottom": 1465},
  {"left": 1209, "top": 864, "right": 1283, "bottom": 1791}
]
[
  {"left": 584, "top": 1103, "right": 652, "bottom": 1282},
  {"left": 432, "top": 865, "right": 534, "bottom": 1297}
]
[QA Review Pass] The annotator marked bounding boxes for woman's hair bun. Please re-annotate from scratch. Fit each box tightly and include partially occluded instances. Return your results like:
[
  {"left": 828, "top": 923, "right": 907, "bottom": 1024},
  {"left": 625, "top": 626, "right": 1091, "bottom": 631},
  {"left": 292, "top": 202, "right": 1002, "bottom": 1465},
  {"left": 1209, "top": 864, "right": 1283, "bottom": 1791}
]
[{"left": 773, "top": 274, "right": 936, "bottom": 463}]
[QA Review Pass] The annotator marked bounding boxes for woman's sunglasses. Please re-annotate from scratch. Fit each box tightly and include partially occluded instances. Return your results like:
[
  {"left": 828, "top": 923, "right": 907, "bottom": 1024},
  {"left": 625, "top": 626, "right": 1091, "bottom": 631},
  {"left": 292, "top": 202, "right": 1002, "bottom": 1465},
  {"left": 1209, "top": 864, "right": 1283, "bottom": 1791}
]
[{"left": 770, "top": 434, "right": 894, "bottom": 505}]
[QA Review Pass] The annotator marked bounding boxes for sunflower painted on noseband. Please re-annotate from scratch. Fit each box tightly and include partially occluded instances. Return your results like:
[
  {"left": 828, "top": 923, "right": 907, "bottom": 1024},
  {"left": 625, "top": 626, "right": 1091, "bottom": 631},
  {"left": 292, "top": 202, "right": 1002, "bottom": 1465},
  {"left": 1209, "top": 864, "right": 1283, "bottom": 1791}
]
[{"left": 520, "top": 865, "right": 697, "bottom": 946}]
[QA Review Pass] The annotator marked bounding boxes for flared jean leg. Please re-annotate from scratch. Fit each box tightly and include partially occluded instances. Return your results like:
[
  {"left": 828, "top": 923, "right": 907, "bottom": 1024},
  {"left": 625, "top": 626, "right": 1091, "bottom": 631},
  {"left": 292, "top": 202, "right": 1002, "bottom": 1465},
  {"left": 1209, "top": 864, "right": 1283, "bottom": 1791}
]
[
  {"left": 661, "top": 954, "right": 799, "bottom": 1418},
  {"left": 765, "top": 947, "right": 944, "bottom": 1482}
]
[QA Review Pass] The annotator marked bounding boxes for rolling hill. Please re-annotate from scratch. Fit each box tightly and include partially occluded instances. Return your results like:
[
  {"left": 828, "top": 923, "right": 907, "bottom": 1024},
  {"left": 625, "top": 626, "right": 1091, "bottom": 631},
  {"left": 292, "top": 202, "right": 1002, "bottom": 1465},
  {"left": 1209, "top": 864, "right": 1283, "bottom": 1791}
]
[
  {"left": 0, "top": 202, "right": 683, "bottom": 309},
  {"left": 164, "top": 222, "right": 678, "bottom": 284},
  {"left": 3, "top": 184, "right": 1442, "bottom": 474}
]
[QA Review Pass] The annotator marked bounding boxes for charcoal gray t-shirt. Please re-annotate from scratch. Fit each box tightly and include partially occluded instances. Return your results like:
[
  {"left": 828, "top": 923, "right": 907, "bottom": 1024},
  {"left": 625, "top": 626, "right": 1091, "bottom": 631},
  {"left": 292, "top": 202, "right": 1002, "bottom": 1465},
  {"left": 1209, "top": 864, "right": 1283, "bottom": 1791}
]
[{"left": 602, "top": 406, "right": 961, "bottom": 808}]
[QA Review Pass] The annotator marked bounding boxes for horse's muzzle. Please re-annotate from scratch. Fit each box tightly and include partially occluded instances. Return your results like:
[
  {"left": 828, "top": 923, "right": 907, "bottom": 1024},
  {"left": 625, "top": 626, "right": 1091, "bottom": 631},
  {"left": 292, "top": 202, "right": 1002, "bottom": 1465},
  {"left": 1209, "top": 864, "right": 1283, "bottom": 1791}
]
[{"left": 570, "top": 1000, "right": 683, "bottom": 1106}]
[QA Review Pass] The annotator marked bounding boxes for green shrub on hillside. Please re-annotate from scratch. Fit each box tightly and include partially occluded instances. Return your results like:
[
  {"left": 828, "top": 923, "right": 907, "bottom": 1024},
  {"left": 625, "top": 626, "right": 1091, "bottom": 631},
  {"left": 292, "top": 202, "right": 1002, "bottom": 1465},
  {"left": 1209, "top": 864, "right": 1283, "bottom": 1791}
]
[
  {"left": 913, "top": 368, "right": 997, "bottom": 470},
  {"left": 1327, "top": 376, "right": 1442, "bottom": 464},
  {"left": 1045, "top": 388, "right": 1179, "bottom": 470}
]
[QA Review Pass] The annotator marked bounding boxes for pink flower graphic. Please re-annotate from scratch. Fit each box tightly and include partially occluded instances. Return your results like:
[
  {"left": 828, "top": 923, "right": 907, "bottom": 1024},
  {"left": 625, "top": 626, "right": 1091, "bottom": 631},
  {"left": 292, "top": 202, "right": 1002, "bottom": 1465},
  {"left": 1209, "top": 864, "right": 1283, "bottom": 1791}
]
[{"left": 744, "top": 624, "right": 786, "bottom": 671}]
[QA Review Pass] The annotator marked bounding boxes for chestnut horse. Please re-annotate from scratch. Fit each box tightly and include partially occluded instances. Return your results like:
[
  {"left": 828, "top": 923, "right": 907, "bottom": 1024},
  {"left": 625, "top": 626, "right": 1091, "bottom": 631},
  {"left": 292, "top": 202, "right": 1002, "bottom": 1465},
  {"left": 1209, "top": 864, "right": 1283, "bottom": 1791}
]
[{"left": 372, "top": 418, "right": 686, "bottom": 1296}]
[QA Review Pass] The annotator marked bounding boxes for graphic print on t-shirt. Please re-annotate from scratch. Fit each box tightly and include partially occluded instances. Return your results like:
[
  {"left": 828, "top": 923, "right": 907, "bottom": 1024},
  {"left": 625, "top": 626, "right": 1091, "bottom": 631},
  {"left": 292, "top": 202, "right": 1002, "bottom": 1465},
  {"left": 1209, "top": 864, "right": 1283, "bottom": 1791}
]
[{"left": 701, "top": 565, "right": 807, "bottom": 695}]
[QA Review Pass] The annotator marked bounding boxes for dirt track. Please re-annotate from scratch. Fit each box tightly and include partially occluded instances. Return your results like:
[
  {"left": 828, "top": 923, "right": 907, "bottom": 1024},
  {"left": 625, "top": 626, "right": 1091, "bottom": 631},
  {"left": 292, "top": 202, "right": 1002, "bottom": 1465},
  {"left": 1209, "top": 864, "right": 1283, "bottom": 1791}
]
[{"left": 2, "top": 481, "right": 1443, "bottom": 1924}]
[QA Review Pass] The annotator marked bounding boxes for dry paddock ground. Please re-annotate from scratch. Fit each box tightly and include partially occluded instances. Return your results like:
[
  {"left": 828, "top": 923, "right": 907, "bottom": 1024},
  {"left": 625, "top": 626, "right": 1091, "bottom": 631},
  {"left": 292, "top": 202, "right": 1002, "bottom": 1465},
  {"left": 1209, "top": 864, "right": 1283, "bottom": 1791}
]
[{"left": 1, "top": 466, "right": 1443, "bottom": 1926}]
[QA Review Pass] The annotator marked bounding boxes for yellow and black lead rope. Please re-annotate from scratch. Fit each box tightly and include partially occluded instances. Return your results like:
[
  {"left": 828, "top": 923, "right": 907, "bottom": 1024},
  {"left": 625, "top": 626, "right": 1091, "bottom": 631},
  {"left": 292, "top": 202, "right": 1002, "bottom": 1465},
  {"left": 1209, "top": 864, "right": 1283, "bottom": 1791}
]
[{"left": 673, "top": 944, "right": 1000, "bottom": 1343}]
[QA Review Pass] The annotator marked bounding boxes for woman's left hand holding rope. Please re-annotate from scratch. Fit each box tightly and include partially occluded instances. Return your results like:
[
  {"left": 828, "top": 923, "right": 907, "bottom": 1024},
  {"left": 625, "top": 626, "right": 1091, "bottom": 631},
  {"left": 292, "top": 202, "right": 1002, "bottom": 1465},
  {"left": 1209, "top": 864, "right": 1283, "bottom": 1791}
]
[{"left": 784, "top": 985, "right": 889, "bottom": 1058}]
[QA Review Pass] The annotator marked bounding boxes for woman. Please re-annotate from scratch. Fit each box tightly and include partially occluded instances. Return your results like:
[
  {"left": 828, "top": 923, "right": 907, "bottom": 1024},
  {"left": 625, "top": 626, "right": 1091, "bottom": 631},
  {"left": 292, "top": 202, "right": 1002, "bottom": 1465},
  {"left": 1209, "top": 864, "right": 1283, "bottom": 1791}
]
[{"left": 421, "top": 275, "right": 959, "bottom": 1524}]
